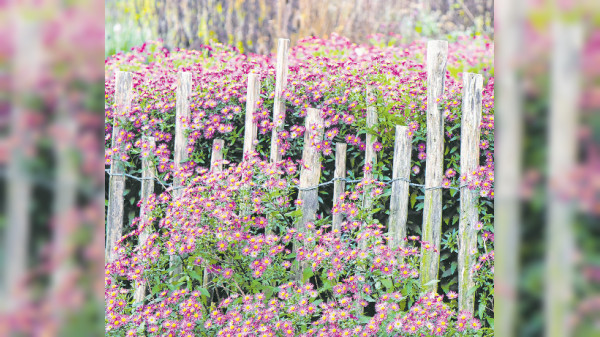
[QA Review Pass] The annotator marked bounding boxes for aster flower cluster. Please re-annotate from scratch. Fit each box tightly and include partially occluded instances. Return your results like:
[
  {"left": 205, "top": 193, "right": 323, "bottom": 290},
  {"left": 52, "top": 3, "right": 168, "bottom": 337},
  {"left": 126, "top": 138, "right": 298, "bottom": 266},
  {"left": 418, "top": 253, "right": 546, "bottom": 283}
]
[
  {"left": 105, "top": 34, "right": 494, "bottom": 199},
  {"left": 105, "top": 34, "right": 494, "bottom": 336},
  {"left": 105, "top": 156, "right": 491, "bottom": 336}
]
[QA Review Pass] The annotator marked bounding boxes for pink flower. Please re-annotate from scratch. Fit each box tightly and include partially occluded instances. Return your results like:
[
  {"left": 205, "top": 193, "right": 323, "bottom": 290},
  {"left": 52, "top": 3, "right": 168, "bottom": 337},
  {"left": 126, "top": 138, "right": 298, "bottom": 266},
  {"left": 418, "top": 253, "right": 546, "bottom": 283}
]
[
  {"left": 222, "top": 268, "right": 233, "bottom": 279},
  {"left": 372, "top": 142, "right": 383, "bottom": 152}
]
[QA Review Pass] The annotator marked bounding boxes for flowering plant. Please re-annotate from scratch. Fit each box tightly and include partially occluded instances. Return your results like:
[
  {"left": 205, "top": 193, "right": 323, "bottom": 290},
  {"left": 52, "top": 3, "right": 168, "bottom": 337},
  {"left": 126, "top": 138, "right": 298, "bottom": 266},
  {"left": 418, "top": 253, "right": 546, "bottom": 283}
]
[
  {"left": 106, "top": 157, "right": 491, "bottom": 336},
  {"left": 105, "top": 34, "right": 495, "bottom": 335}
]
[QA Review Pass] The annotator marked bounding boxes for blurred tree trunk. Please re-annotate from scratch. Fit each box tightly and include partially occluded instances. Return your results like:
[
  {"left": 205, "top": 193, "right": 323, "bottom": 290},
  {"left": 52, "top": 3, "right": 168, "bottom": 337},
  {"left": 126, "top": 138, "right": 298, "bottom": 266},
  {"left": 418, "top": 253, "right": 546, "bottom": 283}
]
[
  {"left": 137, "top": 0, "right": 493, "bottom": 54},
  {"left": 155, "top": 0, "right": 168, "bottom": 43}
]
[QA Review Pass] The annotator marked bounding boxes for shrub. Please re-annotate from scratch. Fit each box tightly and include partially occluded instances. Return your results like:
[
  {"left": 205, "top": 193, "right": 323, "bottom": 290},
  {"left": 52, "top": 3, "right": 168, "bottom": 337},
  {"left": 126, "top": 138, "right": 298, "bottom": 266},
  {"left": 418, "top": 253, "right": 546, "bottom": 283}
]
[
  {"left": 105, "top": 34, "right": 495, "bottom": 335},
  {"left": 106, "top": 157, "right": 492, "bottom": 336}
]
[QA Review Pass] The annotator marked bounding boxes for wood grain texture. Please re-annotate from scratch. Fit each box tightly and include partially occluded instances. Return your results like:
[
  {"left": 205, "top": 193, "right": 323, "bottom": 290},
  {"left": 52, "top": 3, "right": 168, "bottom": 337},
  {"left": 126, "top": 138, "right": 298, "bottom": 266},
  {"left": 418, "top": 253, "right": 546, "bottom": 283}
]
[
  {"left": 173, "top": 71, "right": 192, "bottom": 190},
  {"left": 170, "top": 71, "right": 192, "bottom": 277},
  {"left": 298, "top": 108, "right": 324, "bottom": 226},
  {"left": 243, "top": 73, "right": 261, "bottom": 156},
  {"left": 106, "top": 71, "right": 133, "bottom": 263},
  {"left": 204, "top": 139, "right": 225, "bottom": 295},
  {"left": 295, "top": 108, "right": 323, "bottom": 280},
  {"left": 134, "top": 136, "right": 156, "bottom": 304},
  {"left": 458, "top": 73, "right": 483, "bottom": 313},
  {"left": 270, "top": 38, "right": 290, "bottom": 163},
  {"left": 388, "top": 125, "right": 412, "bottom": 250},
  {"left": 332, "top": 143, "right": 347, "bottom": 232},
  {"left": 364, "top": 85, "right": 378, "bottom": 183},
  {"left": 420, "top": 40, "right": 448, "bottom": 293},
  {"left": 364, "top": 85, "right": 378, "bottom": 213}
]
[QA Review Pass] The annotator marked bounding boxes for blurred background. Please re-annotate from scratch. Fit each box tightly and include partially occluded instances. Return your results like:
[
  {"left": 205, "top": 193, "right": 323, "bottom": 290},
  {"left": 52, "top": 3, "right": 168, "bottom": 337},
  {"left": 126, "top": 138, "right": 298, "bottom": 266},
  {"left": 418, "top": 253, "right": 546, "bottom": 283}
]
[
  {"left": 105, "top": 0, "right": 494, "bottom": 56},
  {"left": 0, "top": 0, "right": 598, "bottom": 336}
]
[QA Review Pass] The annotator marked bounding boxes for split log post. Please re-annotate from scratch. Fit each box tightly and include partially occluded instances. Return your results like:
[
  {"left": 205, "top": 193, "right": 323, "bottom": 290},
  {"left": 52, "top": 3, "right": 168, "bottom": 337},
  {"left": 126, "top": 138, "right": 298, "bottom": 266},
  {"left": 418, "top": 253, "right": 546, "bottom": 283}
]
[
  {"left": 420, "top": 40, "right": 448, "bottom": 293},
  {"left": 458, "top": 73, "right": 483, "bottom": 312},
  {"left": 133, "top": 136, "right": 156, "bottom": 304},
  {"left": 243, "top": 73, "right": 260, "bottom": 156},
  {"left": 388, "top": 125, "right": 412, "bottom": 250},
  {"left": 295, "top": 108, "right": 323, "bottom": 280},
  {"left": 170, "top": 71, "right": 192, "bottom": 277},
  {"left": 269, "top": 38, "right": 290, "bottom": 163},
  {"left": 332, "top": 143, "right": 347, "bottom": 232},
  {"left": 106, "top": 71, "right": 133, "bottom": 263}
]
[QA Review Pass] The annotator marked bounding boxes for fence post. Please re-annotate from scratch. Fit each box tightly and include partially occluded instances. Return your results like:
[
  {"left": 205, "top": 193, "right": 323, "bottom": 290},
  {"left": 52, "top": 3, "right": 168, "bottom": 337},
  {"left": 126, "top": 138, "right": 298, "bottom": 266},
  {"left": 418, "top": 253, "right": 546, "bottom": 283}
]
[
  {"left": 420, "top": 40, "right": 448, "bottom": 293},
  {"left": 173, "top": 71, "right": 192, "bottom": 190},
  {"left": 106, "top": 71, "right": 133, "bottom": 263},
  {"left": 458, "top": 73, "right": 483, "bottom": 313},
  {"left": 332, "top": 143, "right": 347, "bottom": 232},
  {"left": 295, "top": 108, "right": 323, "bottom": 279},
  {"left": 50, "top": 103, "right": 77, "bottom": 323},
  {"left": 204, "top": 139, "right": 225, "bottom": 295},
  {"left": 546, "top": 23, "right": 581, "bottom": 337},
  {"left": 170, "top": 71, "right": 192, "bottom": 277},
  {"left": 298, "top": 108, "right": 323, "bottom": 225},
  {"left": 134, "top": 136, "right": 156, "bottom": 304},
  {"left": 360, "top": 85, "right": 378, "bottom": 250},
  {"left": 364, "top": 85, "right": 378, "bottom": 185},
  {"left": 270, "top": 38, "right": 290, "bottom": 163},
  {"left": 243, "top": 73, "right": 261, "bottom": 157},
  {"left": 388, "top": 125, "right": 412, "bottom": 250}
]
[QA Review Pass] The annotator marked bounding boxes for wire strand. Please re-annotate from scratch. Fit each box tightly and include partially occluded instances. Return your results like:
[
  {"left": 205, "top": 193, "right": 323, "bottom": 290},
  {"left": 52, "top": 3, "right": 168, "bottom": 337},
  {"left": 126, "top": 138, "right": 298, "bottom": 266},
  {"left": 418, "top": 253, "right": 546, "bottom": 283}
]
[{"left": 104, "top": 170, "right": 469, "bottom": 192}]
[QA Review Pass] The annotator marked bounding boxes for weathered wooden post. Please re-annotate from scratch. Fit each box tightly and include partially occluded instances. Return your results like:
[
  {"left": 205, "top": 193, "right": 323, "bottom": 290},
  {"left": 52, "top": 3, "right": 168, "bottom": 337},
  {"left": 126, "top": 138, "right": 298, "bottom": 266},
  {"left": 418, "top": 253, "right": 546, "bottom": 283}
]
[
  {"left": 170, "top": 71, "right": 192, "bottom": 276},
  {"left": 243, "top": 73, "right": 261, "bottom": 157},
  {"left": 106, "top": 71, "right": 133, "bottom": 263},
  {"left": 173, "top": 71, "right": 192, "bottom": 190},
  {"left": 495, "top": 1, "right": 523, "bottom": 336},
  {"left": 458, "top": 73, "right": 483, "bottom": 313},
  {"left": 270, "top": 38, "right": 290, "bottom": 163},
  {"left": 134, "top": 136, "right": 156, "bottom": 304},
  {"left": 204, "top": 139, "right": 225, "bottom": 295},
  {"left": 364, "top": 85, "right": 378, "bottom": 185},
  {"left": 332, "top": 143, "right": 347, "bottom": 232},
  {"left": 298, "top": 108, "right": 324, "bottom": 225},
  {"left": 51, "top": 103, "right": 77, "bottom": 324},
  {"left": 360, "top": 85, "right": 378, "bottom": 250},
  {"left": 388, "top": 125, "right": 412, "bottom": 250},
  {"left": 546, "top": 22, "right": 581, "bottom": 337},
  {"left": 295, "top": 108, "right": 323, "bottom": 279},
  {"left": 420, "top": 40, "right": 448, "bottom": 293}
]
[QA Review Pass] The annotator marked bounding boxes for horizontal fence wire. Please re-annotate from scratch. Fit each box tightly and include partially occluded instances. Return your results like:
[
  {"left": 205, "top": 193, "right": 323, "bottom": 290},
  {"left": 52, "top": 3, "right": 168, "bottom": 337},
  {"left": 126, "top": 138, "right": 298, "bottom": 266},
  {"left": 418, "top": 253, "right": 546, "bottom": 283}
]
[
  {"left": 104, "top": 169, "right": 468, "bottom": 193},
  {"left": 0, "top": 168, "right": 100, "bottom": 198},
  {"left": 104, "top": 169, "right": 186, "bottom": 191}
]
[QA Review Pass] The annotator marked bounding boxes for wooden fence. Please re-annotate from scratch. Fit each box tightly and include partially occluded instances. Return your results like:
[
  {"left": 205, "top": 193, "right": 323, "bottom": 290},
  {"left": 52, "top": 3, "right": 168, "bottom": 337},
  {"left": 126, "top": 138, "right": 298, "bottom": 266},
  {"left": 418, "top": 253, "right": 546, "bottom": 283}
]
[{"left": 106, "top": 38, "right": 485, "bottom": 314}]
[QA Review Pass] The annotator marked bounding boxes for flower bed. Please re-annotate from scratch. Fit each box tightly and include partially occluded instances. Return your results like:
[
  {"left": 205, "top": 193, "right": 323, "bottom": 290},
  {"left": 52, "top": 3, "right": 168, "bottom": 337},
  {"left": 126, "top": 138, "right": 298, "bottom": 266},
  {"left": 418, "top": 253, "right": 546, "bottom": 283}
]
[{"left": 105, "top": 33, "right": 495, "bottom": 336}]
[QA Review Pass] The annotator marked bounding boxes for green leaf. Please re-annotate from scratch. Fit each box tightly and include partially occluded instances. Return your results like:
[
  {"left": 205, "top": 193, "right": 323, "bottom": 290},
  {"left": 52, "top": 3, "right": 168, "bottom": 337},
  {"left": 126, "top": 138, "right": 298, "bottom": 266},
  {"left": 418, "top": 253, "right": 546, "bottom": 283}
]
[
  {"left": 199, "top": 287, "right": 210, "bottom": 298},
  {"left": 410, "top": 191, "right": 417, "bottom": 208},
  {"left": 381, "top": 278, "right": 393, "bottom": 290},
  {"left": 189, "top": 270, "right": 202, "bottom": 282},
  {"left": 286, "top": 209, "right": 302, "bottom": 217},
  {"left": 422, "top": 279, "right": 439, "bottom": 288},
  {"left": 302, "top": 267, "right": 314, "bottom": 282}
]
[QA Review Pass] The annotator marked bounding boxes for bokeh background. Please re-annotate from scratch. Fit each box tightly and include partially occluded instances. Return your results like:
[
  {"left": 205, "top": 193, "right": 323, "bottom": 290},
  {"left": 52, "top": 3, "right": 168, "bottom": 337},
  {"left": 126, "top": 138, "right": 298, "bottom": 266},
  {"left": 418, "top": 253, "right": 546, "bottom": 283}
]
[
  {"left": 0, "top": 0, "right": 598, "bottom": 336},
  {"left": 105, "top": 0, "right": 494, "bottom": 56}
]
